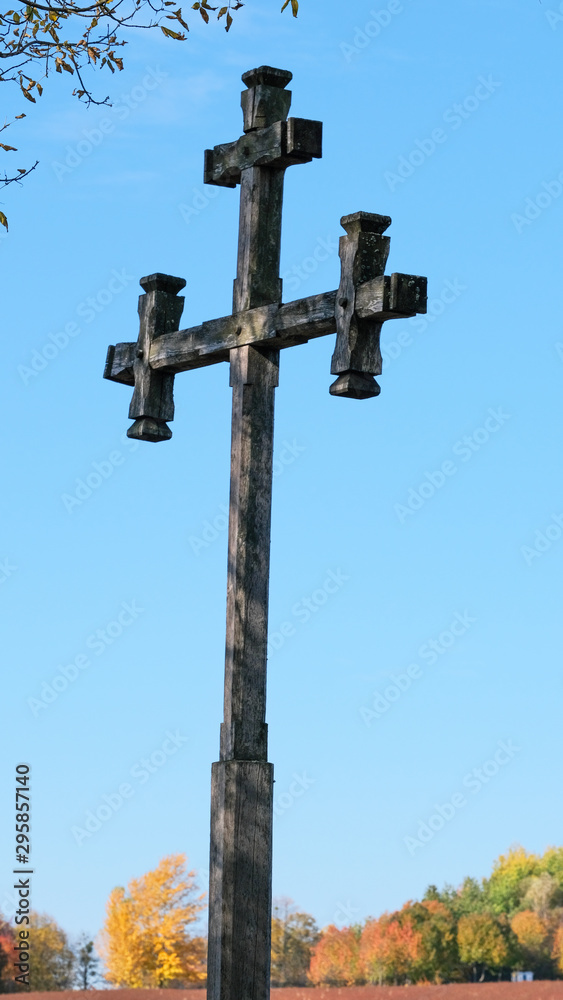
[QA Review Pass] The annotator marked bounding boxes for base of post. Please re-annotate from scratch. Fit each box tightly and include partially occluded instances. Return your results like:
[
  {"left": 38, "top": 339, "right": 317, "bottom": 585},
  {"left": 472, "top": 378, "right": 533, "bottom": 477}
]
[
  {"left": 208, "top": 759, "right": 273, "bottom": 1000},
  {"left": 329, "top": 370, "right": 381, "bottom": 399},
  {"left": 127, "top": 417, "right": 172, "bottom": 442}
]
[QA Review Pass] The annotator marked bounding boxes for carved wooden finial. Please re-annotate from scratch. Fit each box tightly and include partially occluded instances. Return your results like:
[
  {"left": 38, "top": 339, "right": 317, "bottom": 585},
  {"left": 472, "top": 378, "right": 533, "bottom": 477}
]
[
  {"left": 329, "top": 212, "right": 392, "bottom": 399},
  {"left": 330, "top": 213, "right": 427, "bottom": 399},
  {"left": 126, "top": 273, "right": 186, "bottom": 442},
  {"left": 241, "top": 65, "right": 293, "bottom": 133}
]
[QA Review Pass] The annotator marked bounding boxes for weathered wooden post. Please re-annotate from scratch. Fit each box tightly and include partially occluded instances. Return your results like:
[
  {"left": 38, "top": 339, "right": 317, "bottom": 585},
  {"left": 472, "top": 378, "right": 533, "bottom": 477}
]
[{"left": 104, "top": 66, "right": 427, "bottom": 1000}]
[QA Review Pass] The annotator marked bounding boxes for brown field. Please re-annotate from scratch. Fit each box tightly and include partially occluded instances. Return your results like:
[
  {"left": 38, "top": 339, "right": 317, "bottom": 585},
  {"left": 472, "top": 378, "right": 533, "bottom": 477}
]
[{"left": 9, "top": 985, "right": 563, "bottom": 1000}]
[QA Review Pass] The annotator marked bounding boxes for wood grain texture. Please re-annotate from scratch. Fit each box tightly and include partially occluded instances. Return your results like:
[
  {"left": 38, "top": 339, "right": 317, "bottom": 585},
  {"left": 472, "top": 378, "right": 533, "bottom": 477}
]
[
  {"left": 208, "top": 65, "right": 303, "bottom": 1000},
  {"left": 126, "top": 274, "right": 185, "bottom": 441},
  {"left": 104, "top": 272, "right": 427, "bottom": 385},
  {"left": 204, "top": 119, "right": 322, "bottom": 189},
  {"left": 330, "top": 215, "right": 427, "bottom": 398},
  {"left": 208, "top": 760, "right": 274, "bottom": 1000}
]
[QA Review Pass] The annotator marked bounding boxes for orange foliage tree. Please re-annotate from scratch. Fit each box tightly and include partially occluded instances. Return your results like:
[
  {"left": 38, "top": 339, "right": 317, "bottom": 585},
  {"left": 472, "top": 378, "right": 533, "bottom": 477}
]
[
  {"left": 308, "top": 925, "right": 361, "bottom": 986},
  {"left": 360, "top": 913, "right": 393, "bottom": 985},
  {"left": 97, "top": 853, "right": 206, "bottom": 987},
  {"left": 553, "top": 924, "right": 563, "bottom": 975},
  {"left": 511, "top": 910, "right": 550, "bottom": 963}
]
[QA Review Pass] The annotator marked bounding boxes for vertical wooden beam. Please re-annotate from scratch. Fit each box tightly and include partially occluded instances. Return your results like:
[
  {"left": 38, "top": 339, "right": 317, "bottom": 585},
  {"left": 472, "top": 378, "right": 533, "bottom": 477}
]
[{"left": 207, "top": 67, "right": 291, "bottom": 1000}]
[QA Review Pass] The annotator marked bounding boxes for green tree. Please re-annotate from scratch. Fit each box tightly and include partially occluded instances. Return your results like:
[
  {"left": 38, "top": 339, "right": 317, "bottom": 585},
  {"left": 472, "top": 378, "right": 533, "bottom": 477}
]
[
  {"left": 541, "top": 846, "right": 563, "bottom": 889},
  {"left": 486, "top": 846, "right": 541, "bottom": 917},
  {"left": 270, "top": 897, "right": 319, "bottom": 986},
  {"left": 433, "top": 877, "right": 488, "bottom": 921},
  {"left": 74, "top": 935, "right": 101, "bottom": 989},
  {"left": 27, "top": 911, "right": 75, "bottom": 991},
  {"left": 416, "top": 900, "right": 460, "bottom": 982}
]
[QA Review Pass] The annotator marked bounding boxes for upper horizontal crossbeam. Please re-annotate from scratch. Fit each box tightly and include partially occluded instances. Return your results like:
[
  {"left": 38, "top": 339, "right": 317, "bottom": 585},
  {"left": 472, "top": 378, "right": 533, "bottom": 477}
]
[{"left": 204, "top": 118, "right": 322, "bottom": 188}]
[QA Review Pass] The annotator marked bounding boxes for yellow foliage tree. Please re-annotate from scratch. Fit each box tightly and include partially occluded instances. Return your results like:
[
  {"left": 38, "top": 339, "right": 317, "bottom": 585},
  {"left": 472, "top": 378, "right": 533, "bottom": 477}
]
[{"left": 98, "top": 853, "right": 206, "bottom": 987}]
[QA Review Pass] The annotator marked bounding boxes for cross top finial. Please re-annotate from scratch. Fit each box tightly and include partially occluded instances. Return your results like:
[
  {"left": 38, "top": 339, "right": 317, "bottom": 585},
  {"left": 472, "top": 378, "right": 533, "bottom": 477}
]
[
  {"left": 241, "top": 66, "right": 292, "bottom": 90},
  {"left": 241, "top": 65, "right": 293, "bottom": 133}
]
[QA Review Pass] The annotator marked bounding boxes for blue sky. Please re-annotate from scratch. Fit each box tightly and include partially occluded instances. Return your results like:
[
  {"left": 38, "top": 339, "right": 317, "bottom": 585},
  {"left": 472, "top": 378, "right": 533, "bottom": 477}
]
[{"left": 1, "top": 0, "right": 563, "bottom": 947}]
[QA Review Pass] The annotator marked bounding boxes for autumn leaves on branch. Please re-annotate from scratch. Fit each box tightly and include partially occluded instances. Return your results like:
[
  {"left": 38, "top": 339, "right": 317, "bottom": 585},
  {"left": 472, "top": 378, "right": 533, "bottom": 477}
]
[{"left": 0, "top": 0, "right": 299, "bottom": 224}]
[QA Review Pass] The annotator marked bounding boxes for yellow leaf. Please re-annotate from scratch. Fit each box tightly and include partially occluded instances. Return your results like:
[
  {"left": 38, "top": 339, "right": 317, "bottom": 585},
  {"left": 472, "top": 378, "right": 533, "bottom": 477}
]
[
  {"left": 22, "top": 89, "right": 36, "bottom": 101},
  {"left": 225, "top": 10, "right": 232, "bottom": 28},
  {"left": 0, "top": 212, "right": 8, "bottom": 232},
  {"left": 217, "top": 4, "right": 227, "bottom": 14}
]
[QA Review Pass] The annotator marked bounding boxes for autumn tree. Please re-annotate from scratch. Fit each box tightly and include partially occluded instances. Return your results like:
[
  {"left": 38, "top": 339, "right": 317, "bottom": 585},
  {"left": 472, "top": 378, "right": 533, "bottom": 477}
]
[
  {"left": 511, "top": 910, "right": 552, "bottom": 976},
  {"left": 270, "top": 897, "right": 319, "bottom": 986},
  {"left": 26, "top": 911, "right": 75, "bottom": 991},
  {"left": 553, "top": 924, "right": 563, "bottom": 975},
  {"left": 98, "top": 853, "right": 206, "bottom": 987},
  {"left": 457, "top": 912, "right": 513, "bottom": 982},
  {"left": 522, "top": 872, "right": 563, "bottom": 919},
  {"left": 308, "top": 924, "right": 361, "bottom": 987},
  {"left": 0, "top": 917, "right": 14, "bottom": 993}
]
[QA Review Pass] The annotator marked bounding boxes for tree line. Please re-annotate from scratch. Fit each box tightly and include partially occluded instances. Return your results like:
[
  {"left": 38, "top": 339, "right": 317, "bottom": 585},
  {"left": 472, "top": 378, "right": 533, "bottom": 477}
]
[{"left": 1, "top": 845, "right": 563, "bottom": 990}]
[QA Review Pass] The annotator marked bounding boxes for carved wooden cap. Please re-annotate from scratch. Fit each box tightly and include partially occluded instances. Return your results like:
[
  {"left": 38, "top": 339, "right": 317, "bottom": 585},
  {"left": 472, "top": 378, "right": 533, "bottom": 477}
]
[
  {"left": 340, "top": 212, "right": 392, "bottom": 236},
  {"left": 139, "top": 273, "right": 186, "bottom": 294},
  {"left": 242, "top": 66, "right": 293, "bottom": 90}
]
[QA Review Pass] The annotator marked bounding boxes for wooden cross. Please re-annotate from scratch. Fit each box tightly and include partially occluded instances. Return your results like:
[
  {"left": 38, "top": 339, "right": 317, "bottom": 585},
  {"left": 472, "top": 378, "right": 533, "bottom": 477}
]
[{"left": 103, "top": 65, "right": 427, "bottom": 1000}]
